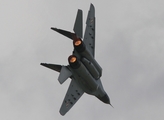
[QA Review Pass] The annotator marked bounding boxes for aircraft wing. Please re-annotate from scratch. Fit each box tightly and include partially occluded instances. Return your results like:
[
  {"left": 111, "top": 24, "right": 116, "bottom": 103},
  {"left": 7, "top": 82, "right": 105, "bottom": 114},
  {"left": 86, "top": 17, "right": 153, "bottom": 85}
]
[
  {"left": 59, "top": 78, "right": 84, "bottom": 115},
  {"left": 83, "top": 4, "right": 96, "bottom": 57}
]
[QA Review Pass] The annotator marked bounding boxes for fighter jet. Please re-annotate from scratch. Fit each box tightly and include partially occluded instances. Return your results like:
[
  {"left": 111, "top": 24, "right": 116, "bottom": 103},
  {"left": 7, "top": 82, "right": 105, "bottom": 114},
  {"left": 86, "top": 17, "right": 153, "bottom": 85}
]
[{"left": 41, "top": 4, "right": 112, "bottom": 116}]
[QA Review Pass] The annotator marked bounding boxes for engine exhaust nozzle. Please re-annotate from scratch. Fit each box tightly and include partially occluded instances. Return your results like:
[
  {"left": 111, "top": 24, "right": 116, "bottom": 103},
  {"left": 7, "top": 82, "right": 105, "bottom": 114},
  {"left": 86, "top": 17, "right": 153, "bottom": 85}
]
[{"left": 68, "top": 55, "right": 80, "bottom": 69}]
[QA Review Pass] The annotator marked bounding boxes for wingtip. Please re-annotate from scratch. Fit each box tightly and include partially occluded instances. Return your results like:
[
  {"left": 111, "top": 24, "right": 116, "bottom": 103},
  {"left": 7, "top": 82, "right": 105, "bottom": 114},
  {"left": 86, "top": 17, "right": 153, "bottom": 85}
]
[
  {"left": 51, "top": 27, "right": 57, "bottom": 31},
  {"left": 89, "top": 3, "right": 95, "bottom": 17},
  {"left": 59, "top": 110, "right": 66, "bottom": 116},
  {"left": 40, "top": 63, "right": 45, "bottom": 66},
  {"left": 40, "top": 63, "right": 48, "bottom": 67}
]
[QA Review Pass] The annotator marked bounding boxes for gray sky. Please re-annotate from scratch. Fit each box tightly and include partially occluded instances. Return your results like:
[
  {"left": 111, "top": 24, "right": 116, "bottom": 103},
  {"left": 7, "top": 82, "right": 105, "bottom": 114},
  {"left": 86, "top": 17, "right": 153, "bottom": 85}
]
[{"left": 1, "top": 0, "right": 164, "bottom": 120}]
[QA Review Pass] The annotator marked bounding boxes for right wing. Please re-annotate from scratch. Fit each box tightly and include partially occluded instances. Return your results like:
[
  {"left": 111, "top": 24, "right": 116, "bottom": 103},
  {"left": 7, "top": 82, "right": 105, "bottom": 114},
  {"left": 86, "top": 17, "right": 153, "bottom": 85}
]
[
  {"left": 83, "top": 4, "right": 96, "bottom": 57},
  {"left": 60, "top": 79, "right": 84, "bottom": 116}
]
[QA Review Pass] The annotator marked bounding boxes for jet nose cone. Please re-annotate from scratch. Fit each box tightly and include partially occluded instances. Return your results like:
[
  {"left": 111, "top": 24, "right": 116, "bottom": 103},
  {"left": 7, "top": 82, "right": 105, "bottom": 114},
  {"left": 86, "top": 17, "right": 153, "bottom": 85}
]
[
  {"left": 97, "top": 94, "right": 114, "bottom": 108},
  {"left": 103, "top": 94, "right": 110, "bottom": 103},
  {"left": 105, "top": 96, "right": 114, "bottom": 108},
  {"left": 97, "top": 94, "right": 112, "bottom": 105},
  {"left": 109, "top": 103, "right": 114, "bottom": 108}
]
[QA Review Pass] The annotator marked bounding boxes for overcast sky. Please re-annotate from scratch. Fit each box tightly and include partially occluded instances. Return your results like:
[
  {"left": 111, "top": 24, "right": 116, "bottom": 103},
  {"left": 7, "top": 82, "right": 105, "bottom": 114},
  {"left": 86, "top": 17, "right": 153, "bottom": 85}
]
[{"left": 1, "top": 0, "right": 164, "bottom": 120}]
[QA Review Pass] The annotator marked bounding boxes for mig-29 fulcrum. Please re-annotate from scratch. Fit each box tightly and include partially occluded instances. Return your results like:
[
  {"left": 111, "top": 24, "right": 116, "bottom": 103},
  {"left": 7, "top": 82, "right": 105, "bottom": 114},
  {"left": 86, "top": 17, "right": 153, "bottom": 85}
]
[{"left": 41, "top": 3, "right": 112, "bottom": 116}]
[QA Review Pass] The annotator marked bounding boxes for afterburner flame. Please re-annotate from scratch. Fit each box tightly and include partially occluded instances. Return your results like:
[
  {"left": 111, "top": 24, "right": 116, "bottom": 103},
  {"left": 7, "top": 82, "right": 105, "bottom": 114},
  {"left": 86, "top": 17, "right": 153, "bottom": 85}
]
[
  {"left": 69, "top": 56, "right": 77, "bottom": 63},
  {"left": 74, "top": 39, "right": 82, "bottom": 46}
]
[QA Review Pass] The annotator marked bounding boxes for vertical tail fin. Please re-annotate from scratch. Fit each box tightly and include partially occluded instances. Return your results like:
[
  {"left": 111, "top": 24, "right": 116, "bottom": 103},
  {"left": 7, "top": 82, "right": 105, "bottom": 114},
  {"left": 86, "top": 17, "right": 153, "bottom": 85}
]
[
  {"left": 73, "top": 9, "right": 83, "bottom": 38},
  {"left": 58, "top": 66, "right": 72, "bottom": 84}
]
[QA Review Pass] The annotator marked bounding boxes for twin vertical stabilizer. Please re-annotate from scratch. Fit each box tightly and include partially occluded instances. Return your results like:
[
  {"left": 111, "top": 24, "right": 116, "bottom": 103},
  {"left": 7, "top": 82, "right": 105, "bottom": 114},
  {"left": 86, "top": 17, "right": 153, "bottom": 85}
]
[{"left": 73, "top": 9, "right": 83, "bottom": 38}]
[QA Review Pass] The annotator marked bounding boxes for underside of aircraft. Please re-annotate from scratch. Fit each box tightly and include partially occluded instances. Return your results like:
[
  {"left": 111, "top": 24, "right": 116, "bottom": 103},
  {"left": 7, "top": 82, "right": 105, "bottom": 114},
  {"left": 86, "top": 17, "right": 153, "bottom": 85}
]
[{"left": 41, "top": 3, "right": 112, "bottom": 116}]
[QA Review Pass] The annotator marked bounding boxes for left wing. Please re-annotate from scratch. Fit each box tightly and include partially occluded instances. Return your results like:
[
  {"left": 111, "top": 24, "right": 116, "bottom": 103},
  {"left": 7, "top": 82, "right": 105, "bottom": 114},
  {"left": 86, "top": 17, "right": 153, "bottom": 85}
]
[{"left": 59, "top": 79, "right": 84, "bottom": 115}]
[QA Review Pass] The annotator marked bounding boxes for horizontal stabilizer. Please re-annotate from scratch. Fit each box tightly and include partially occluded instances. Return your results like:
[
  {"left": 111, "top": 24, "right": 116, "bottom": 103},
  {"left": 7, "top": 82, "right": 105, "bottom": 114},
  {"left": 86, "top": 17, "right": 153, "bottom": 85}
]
[
  {"left": 58, "top": 66, "right": 72, "bottom": 84},
  {"left": 51, "top": 27, "right": 76, "bottom": 40},
  {"left": 40, "top": 63, "right": 62, "bottom": 72},
  {"left": 73, "top": 9, "right": 83, "bottom": 38}
]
